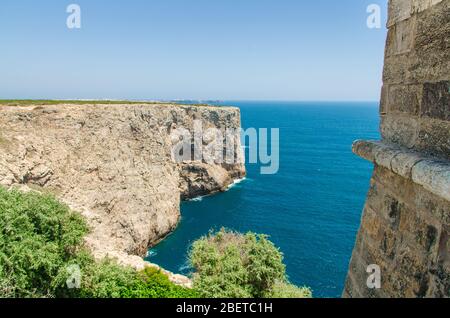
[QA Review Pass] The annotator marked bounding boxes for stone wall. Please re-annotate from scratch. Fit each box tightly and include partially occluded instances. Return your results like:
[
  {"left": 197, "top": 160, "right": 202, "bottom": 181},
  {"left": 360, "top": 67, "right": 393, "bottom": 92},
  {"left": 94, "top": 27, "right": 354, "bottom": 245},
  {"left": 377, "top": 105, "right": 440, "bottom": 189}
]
[{"left": 344, "top": 0, "right": 449, "bottom": 298}]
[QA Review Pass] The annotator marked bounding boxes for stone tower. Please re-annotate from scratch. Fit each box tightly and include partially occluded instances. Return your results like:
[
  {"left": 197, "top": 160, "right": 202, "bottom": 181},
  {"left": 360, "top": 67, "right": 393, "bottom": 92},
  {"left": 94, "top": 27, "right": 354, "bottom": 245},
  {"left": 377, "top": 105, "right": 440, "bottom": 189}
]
[{"left": 344, "top": 0, "right": 449, "bottom": 297}]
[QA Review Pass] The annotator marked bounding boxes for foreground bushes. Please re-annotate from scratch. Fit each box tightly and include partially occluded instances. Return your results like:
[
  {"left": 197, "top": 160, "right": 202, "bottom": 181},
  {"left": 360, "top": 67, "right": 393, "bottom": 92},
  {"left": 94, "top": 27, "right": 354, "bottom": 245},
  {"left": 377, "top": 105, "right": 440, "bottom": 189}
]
[
  {"left": 0, "top": 187, "right": 311, "bottom": 298},
  {"left": 0, "top": 188, "right": 196, "bottom": 298},
  {"left": 189, "top": 229, "right": 312, "bottom": 298},
  {"left": 0, "top": 187, "right": 88, "bottom": 297}
]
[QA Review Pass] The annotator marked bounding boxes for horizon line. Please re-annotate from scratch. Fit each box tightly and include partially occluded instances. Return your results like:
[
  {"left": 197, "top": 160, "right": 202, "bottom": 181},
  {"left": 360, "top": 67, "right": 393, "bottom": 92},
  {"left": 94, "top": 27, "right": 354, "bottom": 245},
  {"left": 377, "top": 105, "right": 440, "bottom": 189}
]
[{"left": 0, "top": 98, "right": 380, "bottom": 103}]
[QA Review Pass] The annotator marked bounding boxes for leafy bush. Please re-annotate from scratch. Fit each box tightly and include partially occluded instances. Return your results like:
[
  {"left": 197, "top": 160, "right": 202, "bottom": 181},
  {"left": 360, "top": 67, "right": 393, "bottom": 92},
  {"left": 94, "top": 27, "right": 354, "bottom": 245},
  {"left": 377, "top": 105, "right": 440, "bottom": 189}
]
[
  {"left": 124, "top": 267, "right": 199, "bottom": 298},
  {"left": 189, "top": 229, "right": 312, "bottom": 298},
  {"left": 269, "top": 281, "right": 313, "bottom": 298},
  {"left": 0, "top": 187, "right": 88, "bottom": 297},
  {"left": 56, "top": 257, "right": 198, "bottom": 298},
  {"left": 0, "top": 187, "right": 196, "bottom": 298}
]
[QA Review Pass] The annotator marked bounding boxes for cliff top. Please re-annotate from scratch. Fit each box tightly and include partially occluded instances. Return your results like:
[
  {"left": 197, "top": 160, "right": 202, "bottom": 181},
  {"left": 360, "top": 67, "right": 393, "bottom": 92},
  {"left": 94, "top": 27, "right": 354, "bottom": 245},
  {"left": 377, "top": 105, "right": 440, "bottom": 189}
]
[{"left": 0, "top": 99, "right": 237, "bottom": 110}]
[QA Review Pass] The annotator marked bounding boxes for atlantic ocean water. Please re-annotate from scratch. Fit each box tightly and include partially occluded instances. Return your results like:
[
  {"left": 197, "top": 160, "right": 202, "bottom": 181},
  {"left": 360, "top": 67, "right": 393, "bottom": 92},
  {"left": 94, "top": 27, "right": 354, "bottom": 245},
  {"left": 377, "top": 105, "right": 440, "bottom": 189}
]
[{"left": 146, "top": 101, "right": 379, "bottom": 298}]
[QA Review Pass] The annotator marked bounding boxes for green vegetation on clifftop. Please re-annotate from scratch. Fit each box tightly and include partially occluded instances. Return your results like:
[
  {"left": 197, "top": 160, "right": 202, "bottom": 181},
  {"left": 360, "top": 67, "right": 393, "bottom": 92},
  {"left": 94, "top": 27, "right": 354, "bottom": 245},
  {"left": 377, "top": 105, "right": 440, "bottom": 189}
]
[{"left": 0, "top": 99, "right": 211, "bottom": 107}]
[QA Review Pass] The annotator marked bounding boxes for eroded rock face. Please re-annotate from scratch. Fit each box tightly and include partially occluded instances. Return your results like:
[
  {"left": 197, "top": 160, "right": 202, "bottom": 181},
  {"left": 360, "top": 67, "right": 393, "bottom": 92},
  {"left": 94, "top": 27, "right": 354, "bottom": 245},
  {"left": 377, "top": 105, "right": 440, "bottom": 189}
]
[{"left": 0, "top": 103, "right": 246, "bottom": 270}]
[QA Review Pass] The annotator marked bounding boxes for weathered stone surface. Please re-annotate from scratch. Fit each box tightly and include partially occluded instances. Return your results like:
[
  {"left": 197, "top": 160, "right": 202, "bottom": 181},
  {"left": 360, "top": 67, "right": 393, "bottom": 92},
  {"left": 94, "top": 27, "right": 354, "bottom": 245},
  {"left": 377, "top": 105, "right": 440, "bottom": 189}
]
[
  {"left": 352, "top": 140, "right": 381, "bottom": 162},
  {"left": 353, "top": 140, "right": 450, "bottom": 202},
  {"left": 385, "top": 17, "right": 416, "bottom": 56},
  {"left": 387, "top": 0, "right": 413, "bottom": 27},
  {"left": 381, "top": 114, "right": 419, "bottom": 148},
  {"left": 421, "top": 81, "right": 450, "bottom": 120},
  {"left": 0, "top": 103, "right": 246, "bottom": 280},
  {"left": 382, "top": 54, "right": 412, "bottom": 85},
  {"left": 412, "top": 0, "right": 445, "bottom": 13},
  {"left": 410, "top": 0, "right": 450, "bottom": 83},
  {"left": 412, "top": 160, "right": 450, "bottom": 201},
  {"left": 392, "top": 245, "right": 431, "bottom": 297},
  {"left": 380, "top": 85, "right": 389, "bottom": 115},
  {"left": 384, "top": 0, "right": 450, "bottom": 86},
  {"left": 391, "top": 151, "right": 423, "bottom": 178},
  {"left": 416, "top": 118, "right": 450, "bottom": 159},
  {"left": 345, "top": 165, "right": 449, "bottom": 297},
  {"left": 388, "top": 84, "right": 423, "bottom": 115}
]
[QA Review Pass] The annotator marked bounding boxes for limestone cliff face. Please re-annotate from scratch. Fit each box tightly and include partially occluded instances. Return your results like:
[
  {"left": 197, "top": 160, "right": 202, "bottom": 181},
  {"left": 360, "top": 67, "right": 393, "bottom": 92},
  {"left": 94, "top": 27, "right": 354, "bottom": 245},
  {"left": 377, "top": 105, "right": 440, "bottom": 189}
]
[
  {"left": 0, "top": 103, "right": 245, "bottom": 271},
  {"left": 344, "top": 0, "right": 449, "bottom": 298}
]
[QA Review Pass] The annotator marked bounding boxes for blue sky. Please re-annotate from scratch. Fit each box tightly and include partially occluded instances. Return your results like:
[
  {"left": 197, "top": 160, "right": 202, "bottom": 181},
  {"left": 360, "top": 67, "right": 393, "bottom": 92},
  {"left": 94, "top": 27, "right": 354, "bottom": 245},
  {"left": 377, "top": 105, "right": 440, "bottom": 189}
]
[{"left": 0, "top": 0, "right": 388, "bottom": 101}]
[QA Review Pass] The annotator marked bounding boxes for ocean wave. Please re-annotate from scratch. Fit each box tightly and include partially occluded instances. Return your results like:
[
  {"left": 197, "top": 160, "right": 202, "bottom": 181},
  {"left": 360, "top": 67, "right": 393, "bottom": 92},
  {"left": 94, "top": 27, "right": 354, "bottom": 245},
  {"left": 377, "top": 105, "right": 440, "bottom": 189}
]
[
  {"left": 146, "top": 250, "right": 157, "bottom": 257},
  {"left": 187, "top": 178, "right": 247, "bottom": 202},
  {"left": 178, "top": 264, "right": 192, "bottom": 272},
  {"left": 227, "top": 177, "right": 247, "bottom": 190}
]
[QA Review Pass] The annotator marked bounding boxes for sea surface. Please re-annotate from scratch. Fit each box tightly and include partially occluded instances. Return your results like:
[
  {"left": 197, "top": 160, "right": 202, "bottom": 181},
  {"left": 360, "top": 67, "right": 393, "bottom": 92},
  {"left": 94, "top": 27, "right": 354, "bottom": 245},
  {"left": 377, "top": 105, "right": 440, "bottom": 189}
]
[{"left": 146, "top": 101, "right": 380, "bottom": 298}]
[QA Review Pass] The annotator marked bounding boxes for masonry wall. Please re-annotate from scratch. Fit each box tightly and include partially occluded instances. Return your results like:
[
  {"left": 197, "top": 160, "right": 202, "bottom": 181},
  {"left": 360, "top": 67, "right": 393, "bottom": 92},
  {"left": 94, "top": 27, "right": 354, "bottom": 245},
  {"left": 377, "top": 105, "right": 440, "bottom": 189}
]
[{"left": 344, "top": 0, "right": 449, "bottom": 298}]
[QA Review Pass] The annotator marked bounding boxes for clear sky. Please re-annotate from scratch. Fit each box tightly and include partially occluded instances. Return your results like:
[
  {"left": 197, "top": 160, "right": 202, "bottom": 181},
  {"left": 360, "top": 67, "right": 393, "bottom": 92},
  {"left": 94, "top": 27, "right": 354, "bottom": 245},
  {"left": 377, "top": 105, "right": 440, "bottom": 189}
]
[{"left": 0, "top": 0, "right": 388, "bottom": 101}]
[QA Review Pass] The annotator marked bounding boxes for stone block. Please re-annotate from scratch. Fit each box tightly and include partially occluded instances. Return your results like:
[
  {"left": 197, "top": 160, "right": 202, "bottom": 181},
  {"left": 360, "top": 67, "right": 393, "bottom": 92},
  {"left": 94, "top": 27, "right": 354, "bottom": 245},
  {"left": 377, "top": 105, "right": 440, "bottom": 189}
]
[
  {"left": 387, "top": 0, "right": 413, "bottom": 27},
  {"left": 414, "top": 186, "right": 450, "bottom": 227},
  {"left": 414, "top": 0, "right": 449, "bottom": 52},
  {"left": 411, "top": 1, "right": 450, "bottom": 82},
  {"left": 399, "top": 210, "right": 441, "bottom": 254},
  {"left": 412, "top": 0, "right": 445, "bottom": 13},
  {"left": 381, "top": 114, "right": 419, "bottom": 148},
  {"left": 394, "top": 245, "right": 431, "bottom": 297},
  {"left": 391, "top": 151, "right": 423, "bottom": 178},
  {"left": 412, "top": 159, "right": 450, "bottom": 202},
  {"left": 416, "top": 119, "right": 450, "bottom": 159},
  {"left": 375, "top": 146, "right": 401, "bottom": 170},
  {"left": 383, "top": 54, "right": 412, "bottom": 85},
  {"left": 420, "top": 81, "right": 450, "bottom": 120},
  {"left": 360, "top": 206, "right": 383, "bottom": 240},
  {"left": 373, "top": 165, "right": 416, "bottom": 203},
  {"left": 388, "top": 84, "right": 423, "bottom": 115},
  {"left": 386, "top": 17, "right": 416, "bottom": 57},
  {"left": 352, "top": 140, "right": 381, "bottom": 162}
]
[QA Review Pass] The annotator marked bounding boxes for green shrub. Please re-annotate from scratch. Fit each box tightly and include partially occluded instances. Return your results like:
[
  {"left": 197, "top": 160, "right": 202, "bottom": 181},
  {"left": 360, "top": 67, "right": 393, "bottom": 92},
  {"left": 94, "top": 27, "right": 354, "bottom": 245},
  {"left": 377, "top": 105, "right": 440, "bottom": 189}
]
[
  {"left": 0, "top": 187, "right": 88, "bottom": 297},
  {"left": 0, "top": 187, "right": 196, "bottom": 298},
  {"left": 189, "top": 229, "right": 312, "bottom": 298},
  {"left": 124, "top": 267, "right": 199, "bottom": 298},
  {"left": 268, "top": 281, "right": 313, "bottom": 298}
]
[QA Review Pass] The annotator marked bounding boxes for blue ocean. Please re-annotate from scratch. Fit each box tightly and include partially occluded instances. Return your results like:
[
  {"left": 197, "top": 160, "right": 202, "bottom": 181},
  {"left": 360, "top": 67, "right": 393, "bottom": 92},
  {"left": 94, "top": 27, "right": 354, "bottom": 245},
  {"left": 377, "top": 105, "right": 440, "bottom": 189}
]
[{"left": 146, "top": 101, "right": 379, "bottom": 298}]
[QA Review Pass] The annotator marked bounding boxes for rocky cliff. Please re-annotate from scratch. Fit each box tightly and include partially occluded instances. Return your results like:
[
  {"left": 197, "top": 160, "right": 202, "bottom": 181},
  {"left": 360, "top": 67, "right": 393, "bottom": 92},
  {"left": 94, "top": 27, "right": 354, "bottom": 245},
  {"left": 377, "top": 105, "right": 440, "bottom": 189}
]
[
  {"left": 0, "top": 103, "right": 245, "bottom": 274},
  {"left": 344, "top": 0, "right": 449, "bottom": 297}
]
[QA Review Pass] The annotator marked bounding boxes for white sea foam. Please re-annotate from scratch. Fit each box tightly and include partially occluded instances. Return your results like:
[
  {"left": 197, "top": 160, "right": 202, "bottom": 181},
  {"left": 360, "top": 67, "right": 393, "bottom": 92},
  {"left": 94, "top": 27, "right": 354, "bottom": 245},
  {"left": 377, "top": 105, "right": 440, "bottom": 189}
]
[
  {"left": 190, "top": 196, "right": 204, "bottom": 202},
  {"left": 146, "top": 250, "right": 157, "bottom": 257},
  {"left": 178, "top": 264, "right": 191, "bottom": 272},
  {"left": 187, "top": 178, "right": 247, "bottom": 202},
  {"left": 227, "top": 177, "right": 247, "bottom": 190}
]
